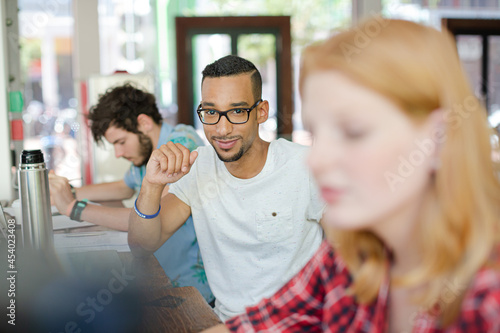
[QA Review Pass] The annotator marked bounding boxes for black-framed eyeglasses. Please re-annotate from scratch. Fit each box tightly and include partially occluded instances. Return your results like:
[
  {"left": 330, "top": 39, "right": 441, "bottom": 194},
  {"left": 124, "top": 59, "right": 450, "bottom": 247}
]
[{"left": 196, "top": 99, "right": 263, "bottom": 125}]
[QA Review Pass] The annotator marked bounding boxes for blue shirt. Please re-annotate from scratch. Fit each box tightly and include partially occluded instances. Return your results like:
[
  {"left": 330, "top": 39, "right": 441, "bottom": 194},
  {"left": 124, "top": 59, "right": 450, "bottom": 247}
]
[{"left": 124, "top": 122, "right": 213, "bottom": 302}]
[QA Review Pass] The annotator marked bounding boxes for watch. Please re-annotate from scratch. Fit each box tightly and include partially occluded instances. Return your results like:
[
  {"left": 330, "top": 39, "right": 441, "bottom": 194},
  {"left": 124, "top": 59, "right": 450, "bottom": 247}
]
[{"left": 70, "top": 199, "right": 88, "bottom": 222}]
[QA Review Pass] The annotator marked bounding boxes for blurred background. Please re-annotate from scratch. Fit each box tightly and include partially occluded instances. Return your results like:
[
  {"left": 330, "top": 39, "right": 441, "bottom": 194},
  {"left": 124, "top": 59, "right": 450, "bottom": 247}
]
[{"left": 1, "top": 0, "right": 499, "bottom": 203}]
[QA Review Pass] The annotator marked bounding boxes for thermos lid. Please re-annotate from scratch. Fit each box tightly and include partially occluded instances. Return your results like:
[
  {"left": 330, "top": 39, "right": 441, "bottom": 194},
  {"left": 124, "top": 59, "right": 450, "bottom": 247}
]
[{"left": 21, "top": 149, "right": 45, "bottom": 164}]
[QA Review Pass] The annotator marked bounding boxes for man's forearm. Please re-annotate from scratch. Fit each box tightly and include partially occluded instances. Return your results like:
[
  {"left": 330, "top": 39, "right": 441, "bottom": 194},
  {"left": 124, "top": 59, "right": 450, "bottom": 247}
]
[
  {"left": 128, "top": 181, "right": 165, "bottom": 256},
  {"left": 79, "top": 205, "right": 132, "bottom": 231},
  {"left": 75, "top": 181, "right": 135, "bottom": 202}
]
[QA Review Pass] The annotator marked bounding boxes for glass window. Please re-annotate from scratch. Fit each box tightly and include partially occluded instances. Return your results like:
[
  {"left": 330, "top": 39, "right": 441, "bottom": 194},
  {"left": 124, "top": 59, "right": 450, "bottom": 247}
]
[
  {"left": 98, "top": 0, "right": 156, "bottom": 75},
  {"left": 238, "top": 33, "right": 277, "bottom": 142},
  {"left": 489, "top": 36, "right": 500, "bottom": 114},
  {"left": 456, "top": 35, "right": 484, "bottom": 101},
  {"left": 18, "top": 0, "right": 81, "bottom": 184},
  {"left": 489, "top": 36, "right": 500, "bottom": 130}
]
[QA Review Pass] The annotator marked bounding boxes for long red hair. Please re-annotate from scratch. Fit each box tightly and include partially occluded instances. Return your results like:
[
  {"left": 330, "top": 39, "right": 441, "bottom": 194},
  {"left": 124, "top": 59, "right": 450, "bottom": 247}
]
[{"left": 300, "top": 18, "right": 500, "bottom": 324}]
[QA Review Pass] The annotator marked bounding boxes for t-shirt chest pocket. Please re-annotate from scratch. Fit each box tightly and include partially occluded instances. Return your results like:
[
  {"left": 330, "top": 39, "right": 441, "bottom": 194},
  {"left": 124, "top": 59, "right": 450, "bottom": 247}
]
[{"left": 255, "top": 208, "right": 294, "bottom": 243}]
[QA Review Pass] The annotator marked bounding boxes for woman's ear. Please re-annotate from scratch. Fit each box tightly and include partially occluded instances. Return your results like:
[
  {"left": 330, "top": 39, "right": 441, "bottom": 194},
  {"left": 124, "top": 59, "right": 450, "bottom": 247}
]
[
  {"left": 256, "top": 100, "right": 269, "bottom": 124},
  {"left": 137, "top": 114, "right": 153, "bottom": 133}
]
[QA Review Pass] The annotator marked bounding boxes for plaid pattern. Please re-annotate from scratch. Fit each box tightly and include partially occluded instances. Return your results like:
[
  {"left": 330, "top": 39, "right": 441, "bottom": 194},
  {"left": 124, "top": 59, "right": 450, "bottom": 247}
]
[{"left": 226, "top": 240, "right": 500, "bottom": 333}]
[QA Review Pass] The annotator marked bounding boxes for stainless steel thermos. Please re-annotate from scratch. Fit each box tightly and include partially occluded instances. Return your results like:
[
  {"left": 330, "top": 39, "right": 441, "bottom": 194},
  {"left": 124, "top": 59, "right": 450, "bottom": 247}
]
[{"left": 18, "top": 149, "right": 54, "bottom": 250}]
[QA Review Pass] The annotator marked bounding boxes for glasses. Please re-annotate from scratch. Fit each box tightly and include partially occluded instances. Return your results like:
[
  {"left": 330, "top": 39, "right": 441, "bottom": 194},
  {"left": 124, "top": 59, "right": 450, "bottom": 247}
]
[{"left": 197, "top": 99, "right": 263, "bottom": 125}]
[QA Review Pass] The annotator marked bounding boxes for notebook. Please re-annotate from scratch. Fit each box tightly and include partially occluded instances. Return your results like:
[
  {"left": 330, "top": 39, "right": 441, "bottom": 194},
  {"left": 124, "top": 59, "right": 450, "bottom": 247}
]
[{"left": 3, "top": 201, "right": 94, "bottom": 230}]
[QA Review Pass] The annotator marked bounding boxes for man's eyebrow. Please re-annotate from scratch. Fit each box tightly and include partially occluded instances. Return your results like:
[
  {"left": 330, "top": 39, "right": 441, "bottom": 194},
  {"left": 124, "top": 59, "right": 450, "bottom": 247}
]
[
  {"left": 111, "top": 137, "right": 125, "bottom": 144},
  {"left": 202, "top": 101, "right": 250, "bottom": 108},
  {"left": 229, "top": 101, "right": 250, "bottom": 107}
]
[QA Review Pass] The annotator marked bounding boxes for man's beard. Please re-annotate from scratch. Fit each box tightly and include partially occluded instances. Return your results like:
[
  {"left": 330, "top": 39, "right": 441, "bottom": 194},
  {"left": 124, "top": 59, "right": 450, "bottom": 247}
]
[
  {"left": 215, "top": 146, "right": 245, "bottom": 163},
  {"left": 134, "top": 133, "right": 153, "bottom": 167}
]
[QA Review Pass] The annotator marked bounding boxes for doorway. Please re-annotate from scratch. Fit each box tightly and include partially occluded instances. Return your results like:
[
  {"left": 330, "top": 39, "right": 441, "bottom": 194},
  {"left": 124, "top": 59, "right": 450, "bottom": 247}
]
[
  {"left": 175, "top": 16, "right": 292, "bottom": 140},
  {"left": 443, "top": 18, "right": 500, "bottom": 118}
]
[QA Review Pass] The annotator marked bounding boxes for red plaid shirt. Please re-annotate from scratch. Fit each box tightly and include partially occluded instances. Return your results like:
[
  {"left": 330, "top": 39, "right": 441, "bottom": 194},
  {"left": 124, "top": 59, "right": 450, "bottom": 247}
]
[{"left": 226, "top": 240, "right": 500, "bottom": 332}]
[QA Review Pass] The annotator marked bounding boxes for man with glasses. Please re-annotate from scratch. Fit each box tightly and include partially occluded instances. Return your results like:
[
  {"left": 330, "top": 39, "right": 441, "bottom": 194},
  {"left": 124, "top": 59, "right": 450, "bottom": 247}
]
[{"left": 129, "top": 55, "right": 324, "bottom": 321}]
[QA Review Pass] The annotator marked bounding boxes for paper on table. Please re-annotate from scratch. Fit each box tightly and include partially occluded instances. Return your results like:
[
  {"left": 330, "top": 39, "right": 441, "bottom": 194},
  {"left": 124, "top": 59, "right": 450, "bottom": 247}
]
[
  {"left": 4, "top": 204, "right": 95, "bottom": 230},
  {"left": 54, "top": 230, "right": 130, "bottom": 253},
  {"left": 52, "top": 214, "right": 94, "bottom": 230}
]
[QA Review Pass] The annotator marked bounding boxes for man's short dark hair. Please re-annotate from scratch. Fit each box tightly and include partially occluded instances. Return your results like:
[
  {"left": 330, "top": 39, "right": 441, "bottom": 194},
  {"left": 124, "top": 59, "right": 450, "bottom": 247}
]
[
  {"left": 201, "top": 55, "right": 262, "bottom": 101},
  {"left": 88, "top": 82, "right": 162, "bottom": 144}
]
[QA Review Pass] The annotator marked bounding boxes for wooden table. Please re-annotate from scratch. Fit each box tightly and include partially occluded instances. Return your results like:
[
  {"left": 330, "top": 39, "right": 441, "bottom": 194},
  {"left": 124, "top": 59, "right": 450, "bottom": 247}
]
[
  {"left": 2, "top": 222, "right": 222, "bottom": 332},
  {"left": 63, "top": 219, "right": 223, "bottom": 332},
  {"left": 61, "top": 249, "right": 222, "bottom": 332},
  {"left": 119, "top": 251, "right": 222, "bottom": 333}
]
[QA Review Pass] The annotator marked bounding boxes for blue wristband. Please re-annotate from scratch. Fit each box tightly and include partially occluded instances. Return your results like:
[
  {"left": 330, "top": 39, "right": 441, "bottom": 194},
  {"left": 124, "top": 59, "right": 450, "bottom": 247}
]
[{"left": 134, "top": 198, "right": 161, "bottom": 219}]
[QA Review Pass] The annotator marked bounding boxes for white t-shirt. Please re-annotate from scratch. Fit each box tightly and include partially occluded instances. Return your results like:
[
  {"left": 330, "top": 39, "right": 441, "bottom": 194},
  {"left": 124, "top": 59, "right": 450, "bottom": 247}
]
[{"left": 169, "top": 138, "right": 325, "bottom": 321}]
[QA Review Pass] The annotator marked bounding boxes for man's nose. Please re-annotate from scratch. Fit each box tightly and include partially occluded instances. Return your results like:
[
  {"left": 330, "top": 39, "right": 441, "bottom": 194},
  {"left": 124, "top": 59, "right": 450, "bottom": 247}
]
[
  {"left": 114, "top": 146, "right": 123, "bottom": 158},
  {"left": 216, "top": 115, "right": 233, "bottom": 136}
]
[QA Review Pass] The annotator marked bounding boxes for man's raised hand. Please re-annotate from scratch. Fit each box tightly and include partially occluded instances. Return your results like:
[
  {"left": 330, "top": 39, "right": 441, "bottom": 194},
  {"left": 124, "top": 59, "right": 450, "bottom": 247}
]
[{"left": 145, "top": 142, "right": 198, "bottom": 186}]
